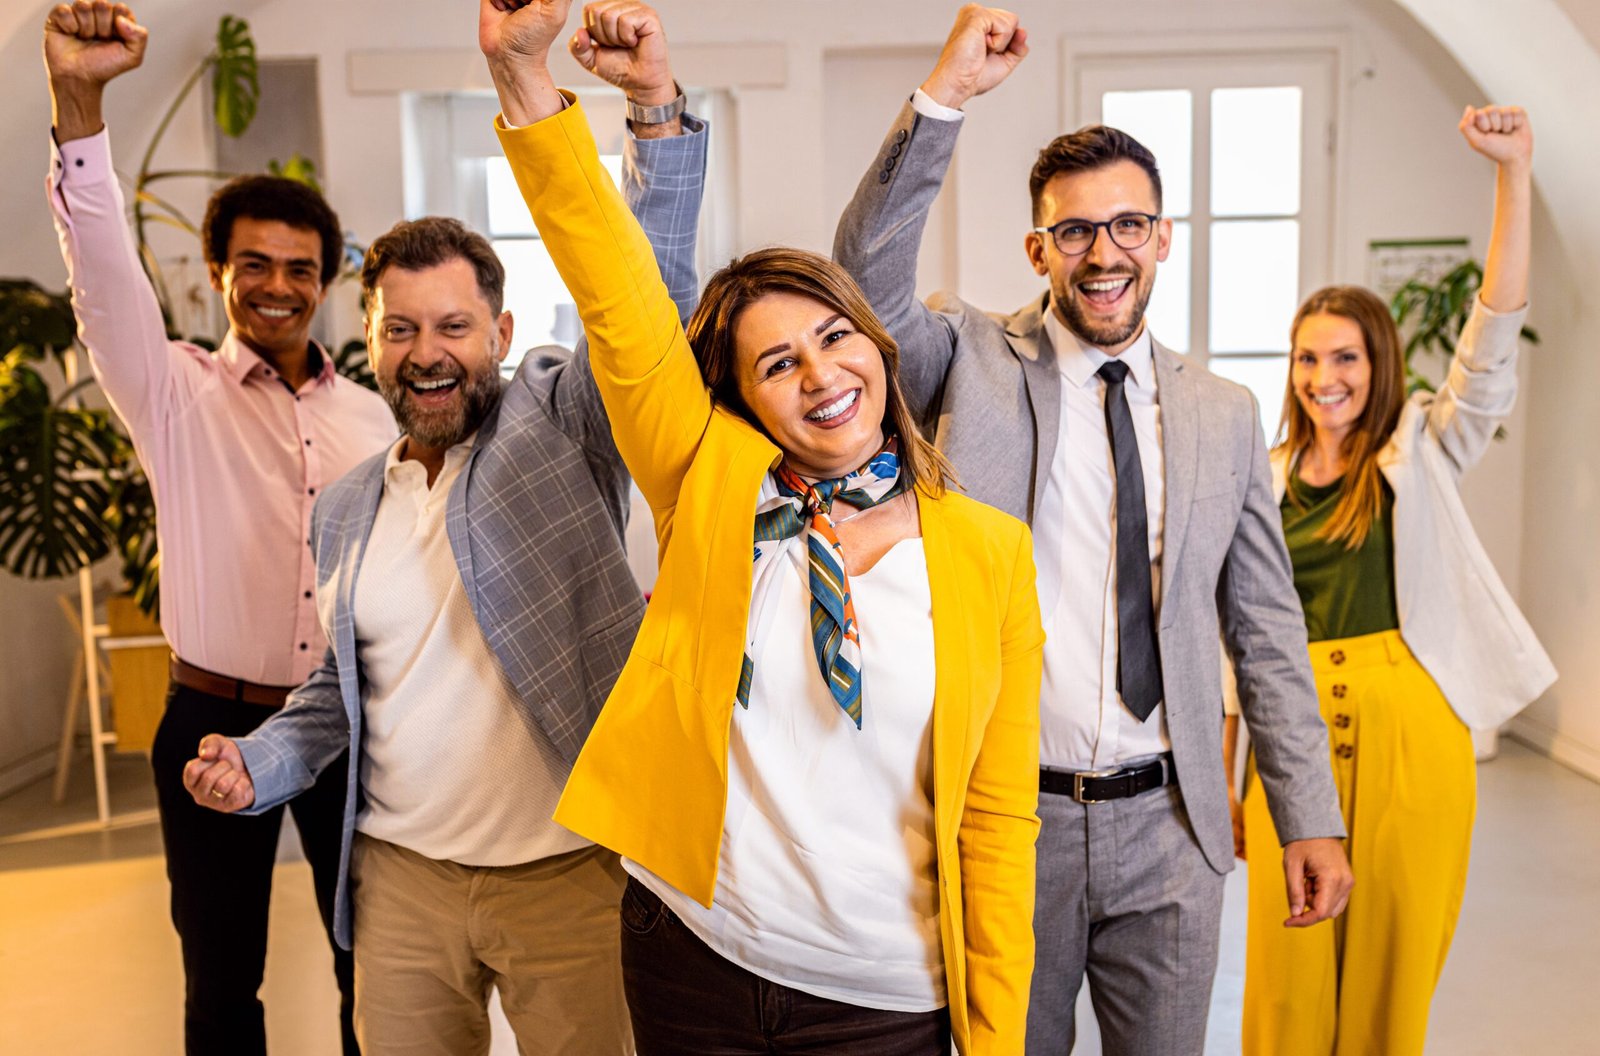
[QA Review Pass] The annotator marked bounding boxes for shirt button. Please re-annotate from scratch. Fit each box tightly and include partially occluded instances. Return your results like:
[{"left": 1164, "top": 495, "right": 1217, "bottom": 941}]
[
  {"left": 304, "top": 590, "right": 313, "bottom": 599},
  {"left": 305, "top": 439, "right": 312, "bottom": 446},
  {"left": 299, "top": 642, "right": 309, "bottom": 651},
  {"left": 74, "top": 158, "right": 84, "bottom": 167},
  {"left": 308, "top": 487, "right": 316, "bottom": 496}
]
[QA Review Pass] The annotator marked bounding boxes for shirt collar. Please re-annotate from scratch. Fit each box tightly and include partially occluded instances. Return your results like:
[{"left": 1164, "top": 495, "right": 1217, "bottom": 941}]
[
  {"left": 217, "top": 332, "right": 337, "bottom": 388},
  {"left": 1045, "top": 305, "right": 1156, "bottom": 392},
  {"left": 382, "top": 432, "right": 478, "bottom": 484}
]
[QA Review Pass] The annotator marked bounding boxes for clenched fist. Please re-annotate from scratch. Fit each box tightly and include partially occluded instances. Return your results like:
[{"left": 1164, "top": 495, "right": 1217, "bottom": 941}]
[
  {"left": 920, "top": 4, "right": 1028, "bottom": 111},
  {"left": 44, "top": 0, "right": 148, "bottom": 87},
  {"left": 1459, "top": 104, "right": 1532, "bottom": 170},
  {"left": 569, "top": 1, "right": 675, "bottom": 105},
  {"left": 183, "top": 733, "right": 257, "bottom": 813}
]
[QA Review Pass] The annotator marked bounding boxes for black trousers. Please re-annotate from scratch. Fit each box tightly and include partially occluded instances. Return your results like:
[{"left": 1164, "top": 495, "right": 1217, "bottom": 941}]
[
  {"left": 620, "top": 876, "right": 951, "bottom": 1055},
  {"left": 150, "top": 682, "right": 358, "bottom": 1056}
]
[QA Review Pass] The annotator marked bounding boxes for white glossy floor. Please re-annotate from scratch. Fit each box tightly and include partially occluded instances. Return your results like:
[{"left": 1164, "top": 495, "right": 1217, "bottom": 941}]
[{"left": 2, "top": 739, "right": 1596, "bottom": 1054}]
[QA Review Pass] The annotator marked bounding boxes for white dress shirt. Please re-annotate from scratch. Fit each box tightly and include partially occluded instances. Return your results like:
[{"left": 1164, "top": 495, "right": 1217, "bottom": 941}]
[
  {"left": 1035, "top": 313, "right": 1173, "bottom": 770},
  {"left": 627, "top": 538, "right": 946, "bottom": 1013},
  {"left": 352, "top": 436, "right": 587, "bottom": 866}
]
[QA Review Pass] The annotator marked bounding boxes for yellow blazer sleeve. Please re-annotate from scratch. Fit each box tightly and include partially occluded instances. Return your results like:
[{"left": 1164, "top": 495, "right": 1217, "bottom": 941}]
[
  {"left": 496, "top": 96, "right": 712, "bottom": 515},
  {"left": 959, "top": 524, "right": 1045, "bottom": 1054}
]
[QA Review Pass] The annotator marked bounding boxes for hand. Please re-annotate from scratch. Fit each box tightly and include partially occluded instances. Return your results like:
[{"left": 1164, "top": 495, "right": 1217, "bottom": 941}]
[
  {"left": 1281, "top": 837, "right": 1353, "bottom": 928},
  {"left": 479, "top": 0, "right": 573, "bottom": 73},
  {"left": 44, "top": 0, "right": 148, "bottom": 87},
  {"left": 570, "top": 1, "right": 674, "bottom": 105},
  {"left": 919, "top": 4, "right": 1028, "bottom": 111},
  {"left": 1459, "top": 104, "right": 1532, "bottom": 171},
  {"left": 1229, "top": 790, "right": 1247, "bottom": 861},
  {"left": 182, "top": 734, "right": 256, "bottom": 813}
]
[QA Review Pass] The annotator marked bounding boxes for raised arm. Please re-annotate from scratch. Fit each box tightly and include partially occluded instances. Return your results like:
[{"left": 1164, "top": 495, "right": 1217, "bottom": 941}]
[
  {"left": 831, "top": 5, "right": 1027, "bottom": 423},
  {"left": 45, "top": 1, "right": 199, "bottom": 436},
  {"left": 1422, "top": 106, "right": 1535, "bottom": 475},
  {"left": 482, "top": 0, "right": 709, "bottom": 514}
]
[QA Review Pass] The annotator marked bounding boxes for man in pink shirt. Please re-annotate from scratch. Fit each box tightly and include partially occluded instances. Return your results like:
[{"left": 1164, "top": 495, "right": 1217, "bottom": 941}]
[{"left": 45, "top": 3, "right": 394, "bottom": 1052}]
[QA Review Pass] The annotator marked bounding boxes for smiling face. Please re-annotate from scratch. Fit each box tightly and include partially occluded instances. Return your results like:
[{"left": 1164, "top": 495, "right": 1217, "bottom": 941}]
[
  {"left": 731, "top": 290, "right": 888, "bottom": 480},
  {"left": 1291, "top": 312, "right": 1373, "bottom": 444},
  {"left": 1026, "top": 160, "right": 1171, "bottom": 354},
  {"left": 366, "top": 257, "right": 510, "bottom": 456},
  {"left": 208, "top": 217, "right": 329, "bottom": 361}
]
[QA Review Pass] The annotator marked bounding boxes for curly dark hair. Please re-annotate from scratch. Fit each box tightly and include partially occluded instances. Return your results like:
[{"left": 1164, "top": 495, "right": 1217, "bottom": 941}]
[{"left": 202, "top": 175, "right": 344, "bottom": 286}]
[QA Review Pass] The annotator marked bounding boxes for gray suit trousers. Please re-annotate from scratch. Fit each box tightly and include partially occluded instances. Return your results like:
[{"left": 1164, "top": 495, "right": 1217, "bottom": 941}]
[{"left": 1027, "top": 786, "right": 1225, "bottom": 1056}]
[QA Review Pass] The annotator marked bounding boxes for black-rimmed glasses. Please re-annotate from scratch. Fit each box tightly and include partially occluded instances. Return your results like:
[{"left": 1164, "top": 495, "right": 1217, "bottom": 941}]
[{"left": 1033, "top": 213, "right": 1160, "bottom": 256}]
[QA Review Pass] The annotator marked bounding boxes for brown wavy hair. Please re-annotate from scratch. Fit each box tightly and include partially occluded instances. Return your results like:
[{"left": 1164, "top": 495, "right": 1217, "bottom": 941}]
[
  {"left": 684, "top": 247, "right": 953, "bottom": 495},
  {"left": 1277, "top": 285, "right": 1406, "bottom": 549}
]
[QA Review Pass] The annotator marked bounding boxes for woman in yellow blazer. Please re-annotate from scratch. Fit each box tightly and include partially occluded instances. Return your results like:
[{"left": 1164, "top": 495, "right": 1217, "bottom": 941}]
[{"left": 480, "top": 4, "right": 1043, "bottom": 1053}]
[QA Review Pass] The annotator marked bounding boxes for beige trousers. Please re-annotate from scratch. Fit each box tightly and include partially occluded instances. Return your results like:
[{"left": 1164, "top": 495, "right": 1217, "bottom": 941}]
[{"left": 350, "top": 834, "right": 632, "bottom": 1055}]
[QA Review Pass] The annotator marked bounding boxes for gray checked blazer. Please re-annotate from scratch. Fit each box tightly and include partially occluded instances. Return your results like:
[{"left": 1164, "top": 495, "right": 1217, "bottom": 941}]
[
  {"left": 234, "top": 115, "right": 709, "bottom": 948},
  {"left": 834, "top": 101, "right": 1343, "bottom": 875}
]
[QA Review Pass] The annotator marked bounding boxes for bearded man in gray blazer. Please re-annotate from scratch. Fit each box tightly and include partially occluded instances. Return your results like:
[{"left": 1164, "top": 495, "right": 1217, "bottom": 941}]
[
  {"left": 834, "top": 7, "right": 1353, "bottom": 1053},
  {"left": 177, "top": 6, "right": 701, "bottom": 1051}
]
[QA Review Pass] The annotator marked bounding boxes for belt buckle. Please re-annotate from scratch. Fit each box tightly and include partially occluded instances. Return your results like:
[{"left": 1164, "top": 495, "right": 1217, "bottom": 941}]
[{"left": 1072, "top": 766, "right": 1122, "bottom": 805}]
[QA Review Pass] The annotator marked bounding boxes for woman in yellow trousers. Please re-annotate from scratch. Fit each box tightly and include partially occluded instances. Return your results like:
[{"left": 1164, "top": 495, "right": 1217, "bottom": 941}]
[{"left": 1227, "top": 104, "right": 1556, "bottom": 1055}]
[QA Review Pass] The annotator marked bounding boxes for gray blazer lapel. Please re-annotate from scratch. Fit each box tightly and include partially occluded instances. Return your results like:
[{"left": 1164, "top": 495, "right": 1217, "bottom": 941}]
[
  {"left": 1153, "top": 342, "right": 1199, "bottom": 621},
  {"left": 1005, "top": 295, "right": 1061, "bottom": 523},
  {"left": 332, "top": 463, "right": 386, "bottom": 724}
]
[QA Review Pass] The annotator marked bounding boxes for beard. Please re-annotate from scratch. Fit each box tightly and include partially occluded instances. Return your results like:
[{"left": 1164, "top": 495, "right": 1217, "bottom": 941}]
[
  {"left": 1051, "top": 263, "right": 1155, "bottom": 350},
  {"left": 380, "top": 357, "right": 505, "bottom": 451}
]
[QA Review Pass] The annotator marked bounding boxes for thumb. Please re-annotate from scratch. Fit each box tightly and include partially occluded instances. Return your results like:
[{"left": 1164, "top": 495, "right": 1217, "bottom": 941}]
[
  {"left": 197, "top": 734, "right": 224, "bottom": 761},
  {"left": 568, "top": 27, "right": 597, "bottom": 71}
]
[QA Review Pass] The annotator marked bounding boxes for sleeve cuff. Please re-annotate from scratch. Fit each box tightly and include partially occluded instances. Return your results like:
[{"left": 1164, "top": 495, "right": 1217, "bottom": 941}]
[
  {"left": 911, "top": 88, "right": 965, "bottom": 123},
  {"left": 51, "top": 126, "right": 116, "bottom": 189},
  {"left": 1457, "top": 295, "right": 1530, "bottom": 372},
  {"left": 495, "top": 88, "right": 574, "bottom": 131}
]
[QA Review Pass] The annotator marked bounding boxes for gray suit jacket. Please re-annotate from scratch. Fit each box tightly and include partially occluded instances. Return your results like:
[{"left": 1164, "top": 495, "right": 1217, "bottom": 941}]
[
  {"left": 235, "top": 116, "right": 709, "bottom": 947},
  {"left": 835, "top": 101, "right": 1342, "bottom": 874}
]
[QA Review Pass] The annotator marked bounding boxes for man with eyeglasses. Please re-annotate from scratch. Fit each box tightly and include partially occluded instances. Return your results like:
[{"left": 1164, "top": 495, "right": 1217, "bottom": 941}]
[{"left": 834, "top": 6, "right": 1351, "bottom": 1053}]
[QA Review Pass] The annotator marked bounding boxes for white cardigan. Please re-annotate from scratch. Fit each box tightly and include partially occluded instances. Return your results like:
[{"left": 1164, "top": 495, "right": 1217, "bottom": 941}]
[{"left": 1229, "top": 298, "right": 1556, "bottom": 733}]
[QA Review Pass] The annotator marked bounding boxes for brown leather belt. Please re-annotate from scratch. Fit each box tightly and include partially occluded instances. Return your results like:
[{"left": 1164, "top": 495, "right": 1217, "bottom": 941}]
[{"left": 169, "top": 655, "right": 295, "bottom": 708}]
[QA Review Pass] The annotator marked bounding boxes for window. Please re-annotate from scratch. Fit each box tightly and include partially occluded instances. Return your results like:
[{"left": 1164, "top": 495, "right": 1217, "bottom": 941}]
[
  {"left": 1077, "top": 52, "right": 1336, "bottom": 438},
  {"left": 402, "top": 88, "right": 735, "bottom": 373}
]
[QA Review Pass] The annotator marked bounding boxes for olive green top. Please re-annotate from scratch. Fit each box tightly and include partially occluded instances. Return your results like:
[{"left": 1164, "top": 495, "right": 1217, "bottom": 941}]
[{"left": 1281, "top": 473, "right": 1399, "bottom": 643}]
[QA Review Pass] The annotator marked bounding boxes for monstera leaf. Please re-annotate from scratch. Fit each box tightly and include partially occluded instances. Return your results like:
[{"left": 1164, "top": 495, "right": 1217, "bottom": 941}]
[
  {"left": 268, "top": 152, "right": 321, "bottom": 192},
  {"left": 211, "top": 15, "right": 260, "bottom": 137},
  {"left": 0, "top": 351, "right": 127, "bottom": 579}
]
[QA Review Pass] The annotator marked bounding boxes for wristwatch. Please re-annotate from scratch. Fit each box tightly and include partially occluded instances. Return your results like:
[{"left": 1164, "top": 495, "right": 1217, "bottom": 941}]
[{"left": 627, "top": 83, "right": 686, "bottom": 125}]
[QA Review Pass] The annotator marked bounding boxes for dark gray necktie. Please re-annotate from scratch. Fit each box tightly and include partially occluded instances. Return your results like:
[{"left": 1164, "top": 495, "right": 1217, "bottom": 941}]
[{"left": 1097, "top": 359, "right": 1163, "bottom": 721}]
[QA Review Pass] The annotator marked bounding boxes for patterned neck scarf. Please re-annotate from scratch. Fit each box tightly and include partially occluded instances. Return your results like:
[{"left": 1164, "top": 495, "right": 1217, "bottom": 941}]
[{"left": 739, "top": 440, "right": 910, "bottom": 728}]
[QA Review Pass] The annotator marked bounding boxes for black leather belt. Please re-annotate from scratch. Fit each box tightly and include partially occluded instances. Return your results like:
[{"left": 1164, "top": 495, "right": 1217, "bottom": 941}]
[{"left": 1040, "top": 753, "right": 1175, "bottom": 804}]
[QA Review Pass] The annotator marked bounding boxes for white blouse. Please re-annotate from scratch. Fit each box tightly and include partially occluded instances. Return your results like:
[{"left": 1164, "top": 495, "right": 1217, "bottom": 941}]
[{"left": 626, "top": 537, "right": 946, "bottom": 1012}]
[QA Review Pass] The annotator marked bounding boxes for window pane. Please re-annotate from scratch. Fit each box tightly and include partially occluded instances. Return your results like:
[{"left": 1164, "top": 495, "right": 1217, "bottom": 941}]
[
  {"left": 1208, "top": 355, "right": 1290, "bottom": 442},
  {"left": 493, "top": 238, "right": 578, "bottom": 370},
  {"left": 1101, "top": 90, "right": 1191, "bottom": 218},
  {"left": 1211, "top": 87, "right": 1301, "bottom": 217},
  {"left": 487, "top": 154, "right": 625, "bottom": 238},
  {"left": 1145, "top": 220, "right": 1190, "bottom": 353},
  {"left": 1209, "top": 219, "right": 1299, "bottom": 353}
]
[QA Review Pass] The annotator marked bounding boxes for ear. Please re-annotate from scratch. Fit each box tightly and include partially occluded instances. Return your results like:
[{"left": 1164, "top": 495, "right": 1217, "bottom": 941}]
[
  {"left": 364, "top": 313, "right": 380, "bottom": 375},
  {"left": 207, "top": 261, "right": 226, "bottom": 293},
  {"left": 1155, "top": 216, "right": 1174, "bottom": 264},
  {"left": 1024, "top": 230, "right": 1049, "bottom": 277},
  {"left": 494, "top": 311, "right": 513, "bottom": 363}
]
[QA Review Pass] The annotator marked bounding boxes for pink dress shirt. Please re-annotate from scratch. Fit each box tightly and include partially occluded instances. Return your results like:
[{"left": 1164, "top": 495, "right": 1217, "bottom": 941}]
[{"left": 49, "top": 129, "right": 396, "bottom": 687}]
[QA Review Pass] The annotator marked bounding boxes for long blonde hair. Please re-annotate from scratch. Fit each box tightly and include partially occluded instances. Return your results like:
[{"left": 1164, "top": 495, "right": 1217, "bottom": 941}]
[
  {"left": 1277, "top": 285, "right": 1406, "bottom": 549},
  {"left": 685, "top": 246, "right": 954, "bottom": 495}
]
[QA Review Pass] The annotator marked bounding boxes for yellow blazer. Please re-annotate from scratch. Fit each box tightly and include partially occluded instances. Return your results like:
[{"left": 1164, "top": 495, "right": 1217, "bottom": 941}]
[{"left": 499, "top": 98, "right": 1044, "bottom": 1055}]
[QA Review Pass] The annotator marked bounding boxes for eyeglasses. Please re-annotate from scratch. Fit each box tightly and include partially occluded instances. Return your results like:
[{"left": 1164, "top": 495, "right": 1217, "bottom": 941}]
[{"left": 1033, "top": 213, "right": 1160, "bottom": 256}]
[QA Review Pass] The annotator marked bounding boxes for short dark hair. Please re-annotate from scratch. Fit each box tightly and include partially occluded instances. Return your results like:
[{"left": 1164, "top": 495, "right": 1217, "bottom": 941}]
[
  {"left": 1029, "top": 125, "right": 1163, "bottom": 223},
  {"left": 360, "top": 217, "right": 506, "bottom": 318},
  {"left": 203, "top": 175, "right": 344, "bottom": 286}
]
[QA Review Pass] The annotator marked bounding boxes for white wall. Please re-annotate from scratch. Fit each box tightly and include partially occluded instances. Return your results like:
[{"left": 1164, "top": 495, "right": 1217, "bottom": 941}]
[{"left": 0, "top": 0, "right": 1582, "bottom": 782}]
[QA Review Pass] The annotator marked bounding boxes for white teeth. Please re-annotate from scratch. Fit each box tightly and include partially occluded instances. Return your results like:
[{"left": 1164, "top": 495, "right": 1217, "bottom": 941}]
[
  {"left": 257, "top": 306, "right": 293, "bottom": 318},
  {"left": 412, "top": 377, "right": 458, "bottom": 391},
  {"left": 1313, "top": 393, "right": 1347, "bottom": 406},
  {"left": 1082, "top": 278, "right": 1130, "bottom": 292},
  {"left": 806, "top": 389, "right": 858, "bottom": 422}
]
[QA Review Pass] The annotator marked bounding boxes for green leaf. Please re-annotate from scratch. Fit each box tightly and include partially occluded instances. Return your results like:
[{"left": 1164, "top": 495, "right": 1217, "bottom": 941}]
[
  {"left": 333, "top": 338, "right": 378, "bottom": 391},
  {"left": 267, "top": 153, "right": 322, "bottom": 193},
  {"left": 0, "top": 279, "right": 76, "bottom": 366},
  {"left": 211, "top": 16, "right": 260, "bottom": 138}
]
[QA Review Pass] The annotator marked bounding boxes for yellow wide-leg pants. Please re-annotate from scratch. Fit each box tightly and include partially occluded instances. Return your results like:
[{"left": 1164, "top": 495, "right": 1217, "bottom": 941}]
[{"left": 1242, "top": 630, "right": 1475, "bottom": 1056}]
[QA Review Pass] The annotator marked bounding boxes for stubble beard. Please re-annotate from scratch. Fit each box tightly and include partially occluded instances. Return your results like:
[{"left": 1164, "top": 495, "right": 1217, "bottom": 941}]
[
  {"left": 1052, "top": 266, "right": 1155, "bottom": 351},
  {"left": 381, "top": 363, "right": 505, "bottom": 451}
]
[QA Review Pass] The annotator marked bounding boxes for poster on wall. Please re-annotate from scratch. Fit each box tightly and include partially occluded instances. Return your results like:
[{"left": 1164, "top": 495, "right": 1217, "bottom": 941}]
[{"left": 1367, "top": 238, "right": 1471, "bottom": 299}]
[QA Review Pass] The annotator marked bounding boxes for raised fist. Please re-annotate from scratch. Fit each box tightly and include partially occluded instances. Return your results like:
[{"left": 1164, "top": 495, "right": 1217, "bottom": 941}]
[
  {"left": 569, "top": 1, "right": 674, "bottom": 104},
  {"left": 479, "top": 0, "right": 573, "bottom": 71},
  {"left": 920, "top": 4, "right": 1028, "bottom": 111},
  {"left": 44, "top": 1, "right": 148, "bottom": 87},
  {"left": 1459, "top": 105, "right": 1532, "bottom": 169}
]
